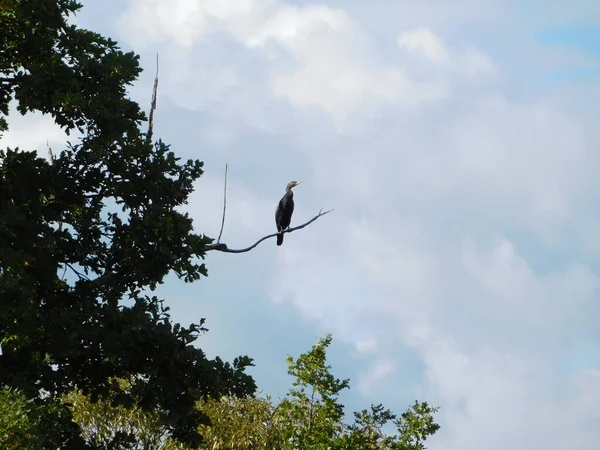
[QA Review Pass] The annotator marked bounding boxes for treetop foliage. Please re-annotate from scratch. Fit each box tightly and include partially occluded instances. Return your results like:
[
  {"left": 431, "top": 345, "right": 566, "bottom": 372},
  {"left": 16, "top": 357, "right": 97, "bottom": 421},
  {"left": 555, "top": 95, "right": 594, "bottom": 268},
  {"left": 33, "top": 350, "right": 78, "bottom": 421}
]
[
  {"left": 1, "top": 0, "right": 255, "bottom": 447},
  {"left": 66, "top": 335, "right": 440, "bottom": 449}
]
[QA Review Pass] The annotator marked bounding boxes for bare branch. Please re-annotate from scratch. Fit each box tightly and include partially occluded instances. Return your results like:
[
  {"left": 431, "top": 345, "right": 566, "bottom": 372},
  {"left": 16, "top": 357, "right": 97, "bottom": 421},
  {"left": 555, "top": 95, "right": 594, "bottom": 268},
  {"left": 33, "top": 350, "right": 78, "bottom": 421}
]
[
  {"left": 146, "top": 53, "right": 159, "bottom": 143},
  {"left": 60, "top": 264, "right": 68, "bottom": 281},
  {"left": 206, "top": 208, "right": 334, "bottom": 253},
  {"left": 65, "top": 263, "right": 90, "bottom": 281},
  {"left": 216, "top": 163, "right": 228, "bottom": 243},
  {"left": 47, "top": 140, "right": 54, "bottom": 162}
]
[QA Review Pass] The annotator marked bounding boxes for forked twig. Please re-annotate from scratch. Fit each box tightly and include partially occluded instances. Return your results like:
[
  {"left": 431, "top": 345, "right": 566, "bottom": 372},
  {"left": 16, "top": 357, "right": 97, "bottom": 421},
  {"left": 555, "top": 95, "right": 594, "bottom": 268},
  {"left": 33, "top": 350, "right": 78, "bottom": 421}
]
[{"left": 206, "top": 208, "right": 334, "bottom": 253}]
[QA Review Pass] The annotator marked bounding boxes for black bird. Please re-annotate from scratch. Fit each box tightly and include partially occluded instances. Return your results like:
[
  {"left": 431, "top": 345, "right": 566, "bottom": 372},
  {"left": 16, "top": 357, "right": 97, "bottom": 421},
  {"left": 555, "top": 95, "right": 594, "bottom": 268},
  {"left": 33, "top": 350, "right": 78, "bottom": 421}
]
[{"left": 275, "top": 181, "right": 302, "bottom": 246}]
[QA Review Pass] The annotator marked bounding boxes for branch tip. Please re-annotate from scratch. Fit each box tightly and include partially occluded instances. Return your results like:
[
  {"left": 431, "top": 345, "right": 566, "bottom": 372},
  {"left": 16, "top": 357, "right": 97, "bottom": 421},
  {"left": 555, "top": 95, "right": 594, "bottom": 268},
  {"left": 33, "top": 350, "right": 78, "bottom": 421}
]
[
  {"left": 207, "top": 207, "right": 334, "bottom": 253},
  {"left": 216, "top": 163, "right": 228, "bottom": 243},
  {"left": 146, "top": 53, "right": 159, "bottom": 143}
]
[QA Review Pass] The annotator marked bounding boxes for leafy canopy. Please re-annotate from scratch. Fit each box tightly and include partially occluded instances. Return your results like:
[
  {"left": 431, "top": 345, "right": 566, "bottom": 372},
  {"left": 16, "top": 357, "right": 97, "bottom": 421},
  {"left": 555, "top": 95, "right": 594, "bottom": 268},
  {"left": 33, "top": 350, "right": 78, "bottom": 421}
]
[
  {"left": 0, "top": 0, "right": 255, "bottom": 447},
  {"left": 63, "top": 335, "right": 440, "bottom": 450}
]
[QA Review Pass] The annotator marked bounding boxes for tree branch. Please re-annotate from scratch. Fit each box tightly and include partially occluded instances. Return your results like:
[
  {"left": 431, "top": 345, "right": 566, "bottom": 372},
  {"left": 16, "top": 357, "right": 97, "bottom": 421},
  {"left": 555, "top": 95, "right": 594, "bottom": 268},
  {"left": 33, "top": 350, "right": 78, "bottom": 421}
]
[
  {"left": 216, "top": 163, "right": 228, "bottom": 243},
  {"left": 66, "top": 263, "right": 90, "bottom": 281},
  {"left": 206, "top": 208, "right": 334, "bottom": 253},
  {"left": 146, "top": 53, "right": 159, "bottom": 143},
  {"left": 91, "top": 270, "right": 114, "bottom": 286}
]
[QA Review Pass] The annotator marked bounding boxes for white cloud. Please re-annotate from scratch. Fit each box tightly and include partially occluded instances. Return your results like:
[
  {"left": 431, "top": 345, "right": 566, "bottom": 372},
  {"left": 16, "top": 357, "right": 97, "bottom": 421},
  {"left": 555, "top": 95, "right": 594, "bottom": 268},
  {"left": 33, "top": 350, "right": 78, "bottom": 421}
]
[
  {"left": 271, "top": 217, "right": 600, "bottom": 448},
  {"left": 358, "top": 360, "right": 395, "bottom": 395},
  {"left": 396, "top": 26, "right": 497, "bottom": 81},
  {"left": 263, "top": 78, "right": 600, "bottom": 447},
  {"left": 397, "top": 27, "right": 449, "bottom": 63},
  {"left": 461, "top": 47, "right": 496, "bottom": 76},
  {"left": 118, "top": 0, "right": 456, "bottom": 128},
  {"left": 113, "top": 1, "right": 600, "bottom": 448},
  {"left": 243, "top": 4, "right": 353, "bottom": 49},
  {"left": 271, "top": 49, "right": 440, "bottom": 128},
  {"left": 0, "top": 106, "right": 72, "bottom": 157},
  {"left": 188, "top": 173, "right": 276, "bottom": 246},
  {"left": 355, "top": 339, "right": 378, "bottom": 354},
  {"left": 415, "top": 335, "right": 600, "bottom": 450}
]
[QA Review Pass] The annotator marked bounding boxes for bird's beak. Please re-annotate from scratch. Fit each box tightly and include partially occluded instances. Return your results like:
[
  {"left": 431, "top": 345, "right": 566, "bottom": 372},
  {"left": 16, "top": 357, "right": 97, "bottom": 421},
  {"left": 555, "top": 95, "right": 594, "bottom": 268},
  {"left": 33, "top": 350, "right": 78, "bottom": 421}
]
[{"left": 294, "top": 181, "right": 303, "bottom": 187}]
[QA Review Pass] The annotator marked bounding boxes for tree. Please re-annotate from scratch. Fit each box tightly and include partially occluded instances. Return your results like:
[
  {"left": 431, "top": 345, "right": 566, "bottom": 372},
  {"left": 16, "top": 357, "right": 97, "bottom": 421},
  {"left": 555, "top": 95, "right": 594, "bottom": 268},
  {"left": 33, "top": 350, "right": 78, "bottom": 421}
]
[
  {"left": 0, "top": 1, "right": 255, "bottom": 447},
  {"left": 199, "top": 335, "right": 440, "bottom": 449},
  {"left": 64, "top": 380, "right": 187, "bottom": 450},
  {"left": 272, "top": 334, "right": 440, "bottom": 450},
  {"left": 63, "top": 380, "right": 279, "bottom": 450},
  {"left": 0, "top": 386, "right": 43, "bottom": 450},
  {"left": 196, "top": 395, "right": 284, "bottom": 449},
  {"left": 275, "top": 334, "right": 349, "bottom": 448},
  {"left": 0, "top": 384, "right": 86, "bottom": 450},
  {"left": 60, "top": 335, "right": 440, "bottom": 450}
]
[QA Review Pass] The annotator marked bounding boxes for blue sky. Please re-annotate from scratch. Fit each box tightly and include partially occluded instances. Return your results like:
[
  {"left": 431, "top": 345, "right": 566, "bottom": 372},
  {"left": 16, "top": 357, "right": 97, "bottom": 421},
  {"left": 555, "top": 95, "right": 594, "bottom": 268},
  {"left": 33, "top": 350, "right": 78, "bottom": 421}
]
[
  {"left": 3, "top": 1, "right": 600, "bottom": 449},
  {"left": 539, "top": 25, "right": 600, "bottom": 57},
  {"left": 536, "top": 24, "right": 600, "bottom": 87}
]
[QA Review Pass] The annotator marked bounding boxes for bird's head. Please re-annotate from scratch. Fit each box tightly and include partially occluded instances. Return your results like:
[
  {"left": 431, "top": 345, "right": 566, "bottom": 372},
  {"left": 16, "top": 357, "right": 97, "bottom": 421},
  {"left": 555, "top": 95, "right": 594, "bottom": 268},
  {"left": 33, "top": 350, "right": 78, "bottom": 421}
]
[{"left": 286, "top": 181, "right": 302, "bottom": 191}]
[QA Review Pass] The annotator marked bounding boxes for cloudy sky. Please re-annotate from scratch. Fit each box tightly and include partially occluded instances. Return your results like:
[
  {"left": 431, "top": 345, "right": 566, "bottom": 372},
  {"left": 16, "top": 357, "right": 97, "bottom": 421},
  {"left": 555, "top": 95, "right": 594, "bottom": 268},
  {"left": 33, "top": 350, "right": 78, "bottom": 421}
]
[{"left": 4, "top": 0, "right": 600, "bottom": 449}]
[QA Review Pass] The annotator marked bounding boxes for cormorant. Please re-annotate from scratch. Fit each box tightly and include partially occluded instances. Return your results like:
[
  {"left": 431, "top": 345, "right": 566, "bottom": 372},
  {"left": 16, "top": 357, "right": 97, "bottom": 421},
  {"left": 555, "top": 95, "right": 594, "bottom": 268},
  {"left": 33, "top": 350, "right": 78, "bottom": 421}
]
[{"left": 275, "top": 181, "right": 302, "bottom": 246}]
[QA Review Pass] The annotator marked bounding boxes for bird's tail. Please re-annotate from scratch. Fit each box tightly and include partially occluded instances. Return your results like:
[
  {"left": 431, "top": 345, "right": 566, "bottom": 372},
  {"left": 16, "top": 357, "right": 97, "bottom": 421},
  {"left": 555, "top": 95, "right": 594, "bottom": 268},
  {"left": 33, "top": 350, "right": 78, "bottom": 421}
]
[{"left": 277, "top": 232, "right": 284, "bottom": 246}]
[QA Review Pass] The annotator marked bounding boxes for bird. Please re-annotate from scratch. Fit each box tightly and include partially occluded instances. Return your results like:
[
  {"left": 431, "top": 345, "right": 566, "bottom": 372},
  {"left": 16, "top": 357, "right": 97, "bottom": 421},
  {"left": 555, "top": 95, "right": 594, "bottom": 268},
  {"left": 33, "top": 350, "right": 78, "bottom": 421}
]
[{"left": 275, "top": 181, "right": 302, "bottom": 246}]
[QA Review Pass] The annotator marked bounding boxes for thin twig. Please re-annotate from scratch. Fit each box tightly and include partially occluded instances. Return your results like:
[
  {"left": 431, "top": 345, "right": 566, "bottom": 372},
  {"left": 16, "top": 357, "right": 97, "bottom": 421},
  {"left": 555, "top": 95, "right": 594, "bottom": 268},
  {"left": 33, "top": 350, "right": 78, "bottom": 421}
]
[
  {"left": 216, "top": 164, "right": 228, "bottom": 243},
  {"left": 146, "top": 53, "right": 159, "bottom": 143},
  {"left": 206, "top": 208, "right": 334, "bottom": 253},
  {"left": 66, "top": 263, "right": 91, "bottom": 281}
]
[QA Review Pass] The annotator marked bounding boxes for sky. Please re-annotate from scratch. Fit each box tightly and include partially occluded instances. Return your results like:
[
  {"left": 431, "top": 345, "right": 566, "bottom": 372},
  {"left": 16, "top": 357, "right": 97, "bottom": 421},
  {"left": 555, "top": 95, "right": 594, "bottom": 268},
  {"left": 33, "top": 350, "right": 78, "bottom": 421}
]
[{"left": 3, "top": 1, "right": 600, "bottom": 449}]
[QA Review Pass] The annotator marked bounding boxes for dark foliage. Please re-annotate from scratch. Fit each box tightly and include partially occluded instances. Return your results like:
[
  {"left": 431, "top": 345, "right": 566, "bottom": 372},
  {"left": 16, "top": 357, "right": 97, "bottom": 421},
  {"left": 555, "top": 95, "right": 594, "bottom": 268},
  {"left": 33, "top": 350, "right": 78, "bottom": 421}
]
[{"left": 0, "top": 1, "right": 256, "bottom": 447}]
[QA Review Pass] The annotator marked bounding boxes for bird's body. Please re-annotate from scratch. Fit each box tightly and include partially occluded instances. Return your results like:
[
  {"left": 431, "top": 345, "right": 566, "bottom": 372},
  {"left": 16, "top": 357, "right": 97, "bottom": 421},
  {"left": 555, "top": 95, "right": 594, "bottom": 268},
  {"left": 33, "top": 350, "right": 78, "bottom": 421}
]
[{"left": 275, "top": 181, "right": 301, "bottom": 246}]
